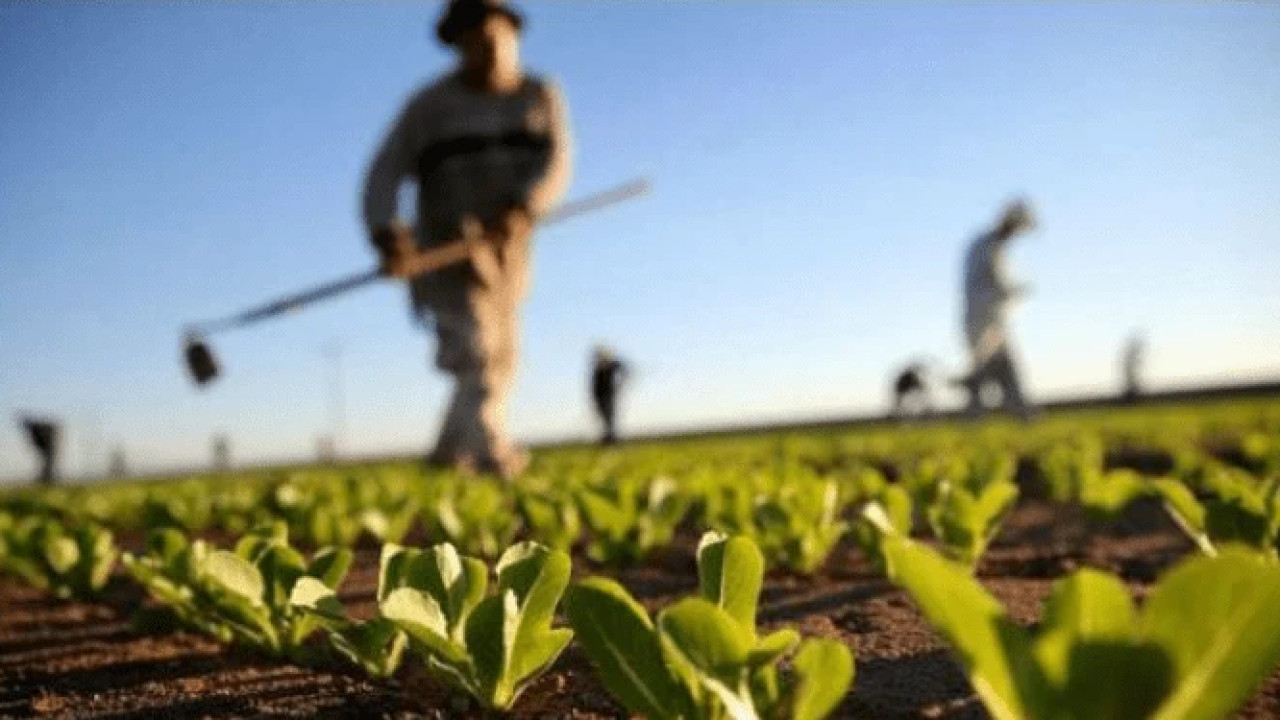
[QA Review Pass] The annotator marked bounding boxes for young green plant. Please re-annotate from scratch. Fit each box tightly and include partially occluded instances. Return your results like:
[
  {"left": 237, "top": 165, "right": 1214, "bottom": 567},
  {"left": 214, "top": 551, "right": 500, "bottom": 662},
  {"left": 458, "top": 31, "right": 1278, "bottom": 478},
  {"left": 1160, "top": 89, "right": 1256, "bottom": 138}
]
[
  {"left": 880, "top": 533, "right": 1280, "bottom": 720},
  {"left": 377, "top": 541, "right": 574, "bottom": 711},
  {"left": 565, "top": 532, "right": 853, "bottom": 720}
]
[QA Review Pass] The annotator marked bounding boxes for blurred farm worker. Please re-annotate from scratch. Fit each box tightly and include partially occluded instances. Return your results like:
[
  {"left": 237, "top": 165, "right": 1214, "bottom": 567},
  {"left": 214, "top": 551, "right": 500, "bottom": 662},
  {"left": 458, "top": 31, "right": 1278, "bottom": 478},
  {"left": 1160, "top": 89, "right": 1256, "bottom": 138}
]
[
  {"left": 960, "top": 200, "right": 1036, "bottom": 420},
  {"left": 590, "top": 345, "right": 630, "bottom": 445},
  {"left": 891, "top": 360, "right": 933, "bottom": 419},
  {"left": 1122, "top": 332, "right": 1146, "bottom": 403},
  {"left": 362, "top": 0, "right": 571, "bottom": 478},
  {"left": 20, "top": 416, "right": 60, "bottom": 486}
]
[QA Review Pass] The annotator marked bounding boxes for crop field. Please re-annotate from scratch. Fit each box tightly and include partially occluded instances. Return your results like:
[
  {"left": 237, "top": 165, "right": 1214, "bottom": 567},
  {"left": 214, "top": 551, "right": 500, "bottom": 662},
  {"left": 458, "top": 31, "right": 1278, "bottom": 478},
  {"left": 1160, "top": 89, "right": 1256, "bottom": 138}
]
[{"left": 2, "top": 396, "right": 1280, "bottom": 719}]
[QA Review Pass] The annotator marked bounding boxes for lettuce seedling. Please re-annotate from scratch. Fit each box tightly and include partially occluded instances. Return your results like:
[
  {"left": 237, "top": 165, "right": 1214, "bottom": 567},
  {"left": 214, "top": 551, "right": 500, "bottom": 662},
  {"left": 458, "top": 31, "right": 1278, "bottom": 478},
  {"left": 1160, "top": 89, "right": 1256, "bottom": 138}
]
[
  {"left": 358, "top": 494, "right": 420, "bottom": 545},
  {"left": 1152, "top": 474, "right": 1279, "bottom": 560},
  {"left": 142, "top": 490, "right": 213, "bottom": 533},
  {"left": 565, "top": 533, "right": 854, "bottom": 720},
  {"left": 424, "top": 480, "right": 522, "bottom": 559},
  {"left": 123, "top": 522, "right": 351, "bottom": 659},
  {"left": 880, "top": 534, "right": 1280, "bottom": 720},
  {"left": 577, "top": 475, "right": 691, "bottom": 566},
  {"left": 288, "top": 542, "right": 413, "bottom": 678},
  {"left": 852, "top": 484, "right": 913, "bottom": 572},
  {"left": 903, "top": 451, "right": 1017, "bottom": 509},
  {"left": 0, "top": 515, "right": 117, "bottom": 599},
  {"left": 378, "top": 541, "right": 574, "bottom": 710},
  {"left": 515, "top": 486, "right": 582, "bottom": 552},
  {"left": 1038, "top": 435, "right": 1105, "bottom": 503},
  {"left": 750, "top": 479, "right": 849, "bottom": 574},
  {"left": 925, "top": 479, "right": 1019, "bottom": 569},
  {"left": 1078, "top": 468, "right": 1149, "bottom": 522}
]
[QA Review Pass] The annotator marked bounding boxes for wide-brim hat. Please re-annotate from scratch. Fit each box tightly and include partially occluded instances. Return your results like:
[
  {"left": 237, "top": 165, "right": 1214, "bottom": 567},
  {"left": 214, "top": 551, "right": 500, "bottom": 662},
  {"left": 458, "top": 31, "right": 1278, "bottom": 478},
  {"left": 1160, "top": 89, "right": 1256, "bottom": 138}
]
[{"left": 436, "top": 0, "right": 524, "bottom": 46}]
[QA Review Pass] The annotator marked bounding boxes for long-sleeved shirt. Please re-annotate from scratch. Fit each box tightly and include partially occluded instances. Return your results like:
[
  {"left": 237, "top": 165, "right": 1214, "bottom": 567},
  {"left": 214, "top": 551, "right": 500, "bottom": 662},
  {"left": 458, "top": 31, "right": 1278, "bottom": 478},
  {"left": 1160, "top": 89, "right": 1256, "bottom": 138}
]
[
  {"left": 963, "top": 231, "right": 1018, "bottom": 363},
  {"left": 362, "top": 70, "right": 572, "bottom": 312}
]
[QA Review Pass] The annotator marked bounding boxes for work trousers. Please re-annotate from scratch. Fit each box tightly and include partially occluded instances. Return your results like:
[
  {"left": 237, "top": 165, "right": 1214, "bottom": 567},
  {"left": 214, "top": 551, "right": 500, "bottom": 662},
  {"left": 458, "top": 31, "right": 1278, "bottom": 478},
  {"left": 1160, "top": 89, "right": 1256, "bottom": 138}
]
[
  {"left": 593, "top": 390, "right": 617, "bottom": 445},
  {"left": 965, "top": 344, "right": 1030, "bottom": 419},
  {"left": 423, "top": 228, "right": 530, "bottom": 473}
]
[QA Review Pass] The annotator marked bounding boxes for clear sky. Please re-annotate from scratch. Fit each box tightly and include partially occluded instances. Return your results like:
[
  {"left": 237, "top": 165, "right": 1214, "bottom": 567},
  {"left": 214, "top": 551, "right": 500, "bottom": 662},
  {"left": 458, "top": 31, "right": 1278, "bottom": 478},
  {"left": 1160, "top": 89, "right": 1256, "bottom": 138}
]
[{"left": 2, "top": 3, "right": 1278, "bottom": 480}]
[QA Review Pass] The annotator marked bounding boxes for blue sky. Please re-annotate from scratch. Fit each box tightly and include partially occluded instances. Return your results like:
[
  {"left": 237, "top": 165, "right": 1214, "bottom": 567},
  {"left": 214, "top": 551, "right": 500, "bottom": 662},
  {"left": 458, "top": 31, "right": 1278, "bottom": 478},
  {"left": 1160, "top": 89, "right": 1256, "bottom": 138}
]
[{"left": 2, "top": 3, "right": 1278, "bottom": 480}]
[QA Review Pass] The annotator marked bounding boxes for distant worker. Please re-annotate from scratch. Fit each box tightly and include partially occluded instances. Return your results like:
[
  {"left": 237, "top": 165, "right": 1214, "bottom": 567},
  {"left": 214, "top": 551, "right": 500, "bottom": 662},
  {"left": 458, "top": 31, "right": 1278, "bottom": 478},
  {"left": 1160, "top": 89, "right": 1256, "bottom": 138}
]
[
  {"left": 109, "top": 446, "right": 128, "bottom": 478},
  {"left": 591, "top": 346, "right": 630, "bottom": 445},
  {"left": 1122, "top": 332, "right": 1146, "bottom": 403},
  {"left": 891, "top": 360, "right": 933, "bottom": 419},
  {"left": 20, "top": 416, "right": 60, "bottom": 486},
  {"left": 362, "top": 0, "right": 571, "bottom": 478},
  {"left": 213, "top": 434, "right": 231, "bottom": 471},
  {"left": 959, "top": 199, "right": 1036, "bottom": 420}
]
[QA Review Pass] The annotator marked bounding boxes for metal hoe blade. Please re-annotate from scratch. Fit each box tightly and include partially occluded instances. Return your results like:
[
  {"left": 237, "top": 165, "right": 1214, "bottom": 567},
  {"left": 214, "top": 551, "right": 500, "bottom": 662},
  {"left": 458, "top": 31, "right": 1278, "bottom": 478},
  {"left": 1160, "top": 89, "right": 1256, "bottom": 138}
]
[{"left": 184, "top": 334, "right": 221, "bottom": 387}]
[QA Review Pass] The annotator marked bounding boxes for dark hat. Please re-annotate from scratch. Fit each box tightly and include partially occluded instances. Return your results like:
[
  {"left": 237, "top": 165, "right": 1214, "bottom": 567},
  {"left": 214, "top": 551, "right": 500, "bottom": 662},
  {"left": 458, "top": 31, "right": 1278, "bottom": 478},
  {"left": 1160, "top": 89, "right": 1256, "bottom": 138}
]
[{"left": 436, "top": 0, "right": 524, "bottom": 46}]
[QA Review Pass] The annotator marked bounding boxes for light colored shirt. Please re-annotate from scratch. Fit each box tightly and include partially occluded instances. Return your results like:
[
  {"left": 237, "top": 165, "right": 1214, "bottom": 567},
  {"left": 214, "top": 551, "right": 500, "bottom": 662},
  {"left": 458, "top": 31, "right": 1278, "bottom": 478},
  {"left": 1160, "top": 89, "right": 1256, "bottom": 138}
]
[
  {"left": 963, "top": 231, "right": 1019, "bottom": 363},
  {"left": 361, "top": 70, "right": 572, "bottom": 312}
]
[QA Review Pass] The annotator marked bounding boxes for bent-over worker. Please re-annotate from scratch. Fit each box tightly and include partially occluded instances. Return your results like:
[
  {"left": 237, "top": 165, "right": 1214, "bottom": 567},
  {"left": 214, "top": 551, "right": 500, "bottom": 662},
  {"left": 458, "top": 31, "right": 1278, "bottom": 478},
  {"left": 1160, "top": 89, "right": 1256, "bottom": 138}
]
[{"left": 960, "top": 200, "right": 1035, "bottom": 420}]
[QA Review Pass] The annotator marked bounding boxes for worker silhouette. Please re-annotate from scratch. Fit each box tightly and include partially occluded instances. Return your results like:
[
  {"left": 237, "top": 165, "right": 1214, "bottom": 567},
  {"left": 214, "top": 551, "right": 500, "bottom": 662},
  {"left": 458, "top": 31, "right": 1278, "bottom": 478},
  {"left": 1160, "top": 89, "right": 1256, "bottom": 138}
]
[
  {"left": 891, "top": 360, "right": 934, "bottom": 419},
  {"left": 20, "top": 417, "right": 60, "bottom": 486},
  {"left": 362, "top": 0, "right": 571, "bottom": 478},
  {"left": 590, "top": 346, "right": 629, "bottom": 445},
  {"left": 959, "top": 200, "right": 1036, "bottom": 420},
  {"left": 1122, "top": 333, "right": 1146, "bottom": 404}
]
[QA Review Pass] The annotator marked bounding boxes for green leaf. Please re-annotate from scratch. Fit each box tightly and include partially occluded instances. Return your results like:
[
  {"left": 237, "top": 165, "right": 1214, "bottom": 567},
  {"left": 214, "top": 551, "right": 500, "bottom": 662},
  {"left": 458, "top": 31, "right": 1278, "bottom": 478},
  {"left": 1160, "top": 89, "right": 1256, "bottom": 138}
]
[
  {"left": 330, "top": 617, "right": 408, "bottom": 678},
  {"left": 1144, "top": 550, "right": 1280, "bottom": 720},
  {"left": 377, "top": 543, "right": 418, "bottom": 600},
  {"left": 44, "top": 536, "right": 80, "bottom": 575},
  {"left": 404, "top": 543, "right": 487, "bottom": 634},
  {"left": 1032, "top": 569, "right": 1171, "bottom": 718},
  {"left": 204, "top": 549, "right": 265, "bottom": 606},
  {"left": 254, "top": 544, "right": 308, "bottom": 610},
  {"left": 1081, "top": 469, "right": 1148, "bottom": 519},
  {"left": 307, "top": 547, "right": 352, "bottom": 589},
  {"left": 882, "top": 485, "right": 914, "bottom": 535},
  {"left": 657, "top": 598, "right": 753, "bottom": 703},
  {"left": 381, "top": 586, "right": 468, "bottom": 665},
  {"left": 564, "top": 577, "right": 685, "bottom": 720},
  {"left": 1034, "top": 569, "right": 1135, "bottom": 684},
  {"left": 791, "top": 639, "right": 854, "bottom": 720},
  {"left": 465, "top": 592, "right": 514, "bottom": 706},
  {"left": 495, "top": 542, "right": 551, "bottom": 606},
  {"left": 747, "top": 629, "right": 799, "bottom": 668},
  {"left": 512, "top": 626, "right": 574, "bottom": 689},
  {"left": 288, "top": 576, "right": 347, "bottom": 623},
  {"left": 146, "top": 527, "right": 189, "bottom": 565},
  {"left": 697, "top": 532, "right": 765, "bottom": 636},
  {"left": 1152, "top": 479, "right": 1216, "bottom": 556},
  {"left": 499, "top": 544, "right": 573, "bottom": 683},
  {"left": 976, "top": 481, "right": 1019, "bottom": 543},
  {"left": 882, "top": 537, "right": 1050, "bottom": 720}
]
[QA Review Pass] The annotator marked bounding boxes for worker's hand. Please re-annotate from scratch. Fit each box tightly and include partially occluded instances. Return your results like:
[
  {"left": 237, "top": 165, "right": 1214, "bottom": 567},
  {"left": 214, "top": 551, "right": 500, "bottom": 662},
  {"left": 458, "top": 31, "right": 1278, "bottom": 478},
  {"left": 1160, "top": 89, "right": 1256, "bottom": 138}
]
[
  {"left": 497, "top": 204, "right": 534, "bottom": 240},
  {"left": 371, "top": 224, "right": 417, "bottom": 279},
  {"left": 460, "top": 217, "right": 503, "bottom": 288}
]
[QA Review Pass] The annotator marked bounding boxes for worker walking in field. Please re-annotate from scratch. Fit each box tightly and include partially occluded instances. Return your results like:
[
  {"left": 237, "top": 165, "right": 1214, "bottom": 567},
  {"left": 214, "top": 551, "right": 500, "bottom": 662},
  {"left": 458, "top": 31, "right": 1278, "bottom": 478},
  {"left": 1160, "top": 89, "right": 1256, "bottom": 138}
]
[
  {"left": 362, "top": 0, "right": 571, "bottom": 478},
  {"left": 891, "top": 360, "right": 934, "bottom": 419},
  {"left": 590, "top": 345, "right": 629, "bottom": 445},
  {"left": 1121, "top": 332, "right": 1146, "bottom": 403},
  {"left": 959, "top": 200, "right": 1036, "bottom": 420},
  {"left": 19, "top": 416, "right": 60, "bottom": 486}
]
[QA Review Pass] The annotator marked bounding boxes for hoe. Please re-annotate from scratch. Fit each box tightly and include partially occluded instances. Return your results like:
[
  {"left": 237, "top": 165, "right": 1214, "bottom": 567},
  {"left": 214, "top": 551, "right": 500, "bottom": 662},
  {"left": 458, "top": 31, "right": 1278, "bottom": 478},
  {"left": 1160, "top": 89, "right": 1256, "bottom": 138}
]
[{"left": 182, "top": 179, "right": 648, "bottom": 387}]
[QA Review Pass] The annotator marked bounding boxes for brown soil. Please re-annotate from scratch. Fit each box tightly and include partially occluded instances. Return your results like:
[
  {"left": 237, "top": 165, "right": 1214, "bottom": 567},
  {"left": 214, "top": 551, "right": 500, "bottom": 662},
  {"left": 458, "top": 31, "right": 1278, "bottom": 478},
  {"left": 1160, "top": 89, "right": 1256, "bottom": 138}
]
[{"left": 2, "top": 500, "right": 1278, "bottom": 719}]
